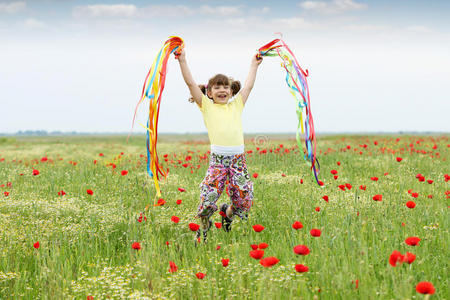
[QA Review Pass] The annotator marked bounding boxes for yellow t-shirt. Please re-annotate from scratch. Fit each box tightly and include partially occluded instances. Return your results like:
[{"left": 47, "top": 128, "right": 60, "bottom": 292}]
[{"left": 197, "top": 93, "right": 244, "bottom": 146}]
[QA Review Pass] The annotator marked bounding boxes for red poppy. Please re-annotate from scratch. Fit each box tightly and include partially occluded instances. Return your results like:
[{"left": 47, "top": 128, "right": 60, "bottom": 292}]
[
  {"left": 315, "top": 207, "right": 320, "bottom": 212},
  {"left": 338, "top": 185, "right": 346, "bottom": 191},
  {"left": 318, "top": 180, "right": 324, "bottom": 186},
  {"left": 57, "top": 190, "right": 66, "bottom": 196},
  {"left": 330, "top": 170, "right": 338, "bottom": 175},
  {"left": 169, "top": 261, "right": 178, "bottom": 273},
  {"left": 337, "top": 161, "right": 341, "bottom": 166},
  {"left": 372, "top": 194, "right": 382, "bottom": 201},
  {"left": 427, "top": 179, "right": 433, "bottom": 184},
  {"left": 427, "top": 195, "right": 433, "bottom": 199},
  {"left": 293, "top": 245, "right": 310, "bottom": 255},
  {"left": 310, "top": 229, "right": 321, "bottom": 237},
  {"left": 4, "top": 191, "right": 9, "bottom": 196},
  {"left": 87, "top": 295, "right": 94, "bottom": 300},
  {"left": 171, "top": 216, "right": 180, "bottom": 223},
  {"left": 252, "top": 224, "right": 265, "bottom": 232},
  {"left": 359, "top": 185, "right": 366, "bottom": 190},
  {"left": 300, "top": 179, "right": 303, "bottom": 184},
  {"left": 411, "top": 192, "right": 419, "bottom": 198},
  {"left": 404, "top": 252, "right": 416, "bottom": 264},
  {"left": 195, "top": 272, "right": 205, "bottom": 279},
  {"left": 214, "top": 222, "right": 222, "bottom": 229},
  {"left": 415, "top": 282, "right": 435, "bottom": 294},
  {"left": 189, "top": 223, "right": 200, "bottom": 231},
  {"left": 221, "top": 258, "right": 229, "bottom": 267},
  {"left": 155, "top": 198, "right": 165, "bottom": 206},
  {"left": 295, "top": 264, "right": 309, "bottom": 273},
  {"left": 253, "top": 173, "right": 259, "bottom": 178},
  {"left": 86, "top": 189, "right": 94, "bottom": 195},
  {"left": 345, "top": 183, "right": 352, "bottom": 190},
  {"left": 405, "top": 237, "right": 420, "bottom": 246},
  {"left": 406, "top": 201, "right": 416, "bottom": 208},
  {"left": 131, "top": 242, "right": 141, "bottom": 250},
  {"left": 258, "top": 243, "right": 269, "bottom": 249},
  {"left": 322, "top": 195, "right": 329, "bottom": 202},
  {"left": 249, "top": 250, "right": 265, "bottom": 259},
  {"left": 260, "top": 256, "right": 279, "bottom": 267},
  {"left": 219, "top": 211, "right": 226, "bottom": 217},
  {"left": 292, "top": 221, "right": 303, "bottom": 230},
  {"left": 216, "top": 245, "right": 221, "bottom": 250},
  {"left": 120, "top": 170, "right": 128, "bottom": 176},
  {"left": 333, "top": 175, "right": 338, "bottom": 180},
  {"left": 99, "top": 153, "right": 104, "bottom": 156},
  {"left": 176, "top": 199, "right": 182, "bottom": 205},
  {"left": 178, "top": 187, "right": 186, "bottom": 192},
  {"left": 370, "top": 177, "right": 378, "bottom": 181},
  {"left": 418, "top": 176, "right": 425, "bottom": 182},
  {"left": 389, "top": 250, "right": 404, "bottom": 267},
  {"left": 396, "top": 157, "right": 403, "bottom": 162},
  {"left": 33, "top": 241, "right": 40, "bottom": 249},
  {"left": 32, "top": 169, "right": 39, "bottom": 176}
]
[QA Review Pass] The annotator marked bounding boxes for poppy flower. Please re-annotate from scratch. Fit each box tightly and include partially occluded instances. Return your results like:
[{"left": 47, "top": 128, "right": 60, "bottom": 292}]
[
  {"left": 310, "top": 229, "right": 321, "bottom": 237},
  {"left": 178, "top": 187, "right": 186, "bottom": 192},
  {"left": 427, "top": 195, "right": 433, "bottom": 199},
  {"left": 330, "top": 170, "right": 338, "bottom": 175},
  {"left": 219, "top": 211, "right": 226, "bottom": 217},
  {"left": 292, "top": 221, "right": 303, "bottom": 230},
  {"left": 171, "top": 216, "right": 180, "bottom": 223},
  {"left": 86, "top": 189, "right": 94, "bottom": 195},
  {"left": 338, "top": 185, "right": 346, "bottom": 191},
  {"left": 155, "top": 198, "right": 165, "bottom": 206},
  {"left": 405, "top": 237, "right": 420, "bottom": 246},
  {"left": 121, "top": 170, "right": 128, "bottom": 176},
  {"left": 372, "top": 194, "right": 382, "bottom": 201},
  {"left": 415, "top": 282, "right": 435, "bottom": 294},
  {"left": 131, "top": 242, "right": 141, "bottom": 250},
  {"left": 427, "top": 179, "right": 433, "bottom": 184},
  {"left": 57, "top": 190, "right": 66, "bottom": 196},
  {"left": 189, "top": 223, "right": 200, "bottom": 231},
  {"left": 337, "top": 161, "right": 341, "bottom": 166},
  {"left": 252, "top": 224, "right": 265, "bottom": 232},
  {"left": 252, "top": 173, "right": 259, "bottom": 178},
  {"left": 260, "top": 256, "right": 279, "bottom": 267},
  {"left": 4, "top": 191, "right": 9, "bottom": 196},
  {"left": 99, "top": 153, "right": 104, "bottom": 156},
  {"left": 396, "top": 157, "right": 403, "bottom": 162},
  {"left": 249, "top": 250, "right": 265, "bottom": 259},
  {"left": 33, "top": 242, "right": 40, "bottom": 249},
  {"left": 195, "top": 272, "right": 205, "bottom": 279},
  {"left": 221, "top": 259, "right": 229, "bottom": 267},
  {"left": 322, "top": 195, "right": 329, "bottom": 202},
  {"left": 214, "top": 222, "right": 222, "bottom": 229},
  {"left": 300, "top": 179, "right": 303, "bottom": 184},
  {"left": 418, "top": 176, "right": 425, "bottom": 182},
  {"left": 32, "top": 169, "right": 39, "bottom": 176},
  {"left": 359, "top": 185, "right": 366, "bottom": 190},
  {"left": 345, "top": 183, "right": 352, "bottom": 190},
  {"left": 389, "top": 250, "right": 404, "bottom": 267},
  {"left": 406, "top": 201, "right": 416, "bottom": 208},
  {"left": 293, "top": 245, "right": 310, "bottom": 255},
  {"left": 169, "top": 261, "right": 178, "bottom": 273},
  {"left": 250, "top": 244, "right": 258, "bottom": 250},
  {"left": 315, "top": 207, "right": 320, "bottom": 212},
  {"left": 295, "top": 264, "right": 309, "bottom": 273},
  {"left": 216, "top": 245, "right": 221, "bottom": 250},
  {"left": 318, "top": 180, "right": 324, "bottom": 186},
  {"left": 404, "top": 252, "right": 416, "bottom": 264},
  {"left": 176, "top": 199, "right": 182, "bottom": 205},
  {"left": 411, "top": 192, "right": 419, "bottom": 198},
  {"left": 370, "top": 177, "right": 378, "bottom": 181},
  {"left": 87, "top": 295, "right": 94, "bottom": 300},
  {"left": 334, "top": 175, "right": 338, "bottom": 180},
  {"left": 258, "top": 243, "right": 269, "bottom": 249}
]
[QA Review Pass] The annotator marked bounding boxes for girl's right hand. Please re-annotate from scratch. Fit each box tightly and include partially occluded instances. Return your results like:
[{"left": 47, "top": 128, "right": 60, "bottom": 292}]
[{"left": 176, "top": 48, "right": 186, "bottom": 62}]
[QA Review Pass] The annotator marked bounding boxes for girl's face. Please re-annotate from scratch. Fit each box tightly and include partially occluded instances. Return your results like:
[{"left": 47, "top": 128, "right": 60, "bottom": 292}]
[{"left": 208, "top": 84, "right": 232, "bottom": 104}]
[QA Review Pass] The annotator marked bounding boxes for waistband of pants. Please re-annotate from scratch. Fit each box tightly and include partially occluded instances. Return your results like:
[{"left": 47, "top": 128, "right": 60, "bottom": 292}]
[{"left": 210, "top": 144, "right": 244, "bottom": 156}]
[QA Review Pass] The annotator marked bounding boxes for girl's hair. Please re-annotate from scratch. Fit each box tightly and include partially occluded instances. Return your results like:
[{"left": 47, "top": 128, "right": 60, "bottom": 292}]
[{"left": 188, "top": 74, "right": 241, "bottom": 103}]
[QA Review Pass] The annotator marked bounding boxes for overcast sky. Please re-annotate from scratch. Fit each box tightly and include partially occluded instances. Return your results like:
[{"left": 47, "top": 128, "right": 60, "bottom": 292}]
[{"left": 1, "top": 0, "right": 449, "bottom": 134}]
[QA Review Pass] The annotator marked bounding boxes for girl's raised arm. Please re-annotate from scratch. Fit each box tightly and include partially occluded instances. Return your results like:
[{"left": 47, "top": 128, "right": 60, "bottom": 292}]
[
  {"left": 240, "top": 54, "right": 263, "bottom": 105},
  {"left": 176, "top": 49, "right": 203, "bottom": 107}
]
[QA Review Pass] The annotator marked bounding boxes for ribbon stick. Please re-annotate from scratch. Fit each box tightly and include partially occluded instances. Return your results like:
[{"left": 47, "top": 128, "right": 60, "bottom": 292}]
[
  {"left": 131, "top": 36, "right": 184, "bottom": 198},
  {"left": 258, "top": 38, "right": 321, "bottom": 185}
]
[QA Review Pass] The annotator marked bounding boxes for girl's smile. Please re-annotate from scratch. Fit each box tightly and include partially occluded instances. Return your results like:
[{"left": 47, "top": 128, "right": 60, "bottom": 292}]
[{"left": 208, "top": 84, "right": 232, "bottom": 104}]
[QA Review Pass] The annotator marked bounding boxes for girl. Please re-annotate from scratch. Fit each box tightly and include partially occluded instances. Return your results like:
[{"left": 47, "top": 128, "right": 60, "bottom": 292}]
[{"left": 177, "top": 49, "right": 262, "bottom": 242}]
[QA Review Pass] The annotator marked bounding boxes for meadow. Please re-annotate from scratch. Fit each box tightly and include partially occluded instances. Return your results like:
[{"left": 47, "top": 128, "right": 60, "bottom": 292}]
[{"left": 0, "top": 134, "right": 448, "bottom": 299}]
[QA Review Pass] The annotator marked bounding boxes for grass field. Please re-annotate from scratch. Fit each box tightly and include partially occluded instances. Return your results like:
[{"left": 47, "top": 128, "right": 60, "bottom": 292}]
[{"left": 0, "top": 134, "right": 448, "bottom": 299}]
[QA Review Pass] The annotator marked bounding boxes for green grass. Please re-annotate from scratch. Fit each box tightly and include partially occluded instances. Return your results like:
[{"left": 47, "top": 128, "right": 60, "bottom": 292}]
[{"left": 0, "top": 134, "right": 448, "bottom": 299}]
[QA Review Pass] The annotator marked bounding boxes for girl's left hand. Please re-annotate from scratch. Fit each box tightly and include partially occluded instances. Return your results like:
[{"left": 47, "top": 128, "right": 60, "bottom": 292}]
[{"left": 253, "top": 54, "right": 263, "bottom": 66}]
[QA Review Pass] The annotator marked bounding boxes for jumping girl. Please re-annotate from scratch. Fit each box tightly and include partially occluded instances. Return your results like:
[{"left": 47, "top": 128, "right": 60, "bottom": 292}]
[{"left": 176, "top": 48, "right": 262, "bottom": 242}]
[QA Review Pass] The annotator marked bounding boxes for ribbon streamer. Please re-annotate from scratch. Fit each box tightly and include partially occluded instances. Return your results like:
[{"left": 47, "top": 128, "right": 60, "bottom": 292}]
[
  {"left": 131, "top": 36, "right": 184, "bottom": 198},
  {"left": 258, "top": 38, "right": 321, "bottom": 185}
]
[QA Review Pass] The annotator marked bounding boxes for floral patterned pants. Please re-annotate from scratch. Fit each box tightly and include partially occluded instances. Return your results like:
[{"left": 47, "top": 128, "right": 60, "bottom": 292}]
[{"left": 197, "top": 153, "right": 253, "bottom": 219}]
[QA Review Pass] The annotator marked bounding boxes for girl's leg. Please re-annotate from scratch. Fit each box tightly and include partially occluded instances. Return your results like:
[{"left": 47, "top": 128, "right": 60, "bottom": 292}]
[{"left": 228, "top": 154, "right": 254, "bottom": 220}]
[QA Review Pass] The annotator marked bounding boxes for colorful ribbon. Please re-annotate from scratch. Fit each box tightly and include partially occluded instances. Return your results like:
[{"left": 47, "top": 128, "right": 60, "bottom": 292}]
[
  {"left": 258, "top": 38, "right": 321, "bottom": 185},
  {"left": 131, "top": 36, "right": 184, "bottom": 197}
]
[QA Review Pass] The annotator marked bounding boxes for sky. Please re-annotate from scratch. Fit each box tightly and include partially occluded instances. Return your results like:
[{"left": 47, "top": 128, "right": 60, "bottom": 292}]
[{"left": 1, "top": 0, "right": 449, "bottom": 134}]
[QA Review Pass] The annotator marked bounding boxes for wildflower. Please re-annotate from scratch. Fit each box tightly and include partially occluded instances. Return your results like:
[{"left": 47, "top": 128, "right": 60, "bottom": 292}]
[
  {"left": 359, "top": 185, "right": 366, "bottom": 190},
  {"left": 292, "top": 221, "right": 303, "bottom": 230},
  {"left": 216, "top": 245, "right": 221, "bottom": 250},
  {"left": 155, "top": 198, "right": 165, "bottom": 206},
  {"left": 406, "top": 201, "right": 416, "bottom": 208},
  {"left": 337, "top": 161, "right": 341, "bottom": 166},
  {"left": 258, "top": 243, "right": 269, "bottom": 249},
  {"left": 252, "top": 173, "right": 259, "bottom": 178},
  {"left": 330, "top": 170, "right": 338, "bottom": 175},
  {"left": 171, "top": 216, "right": 180, "bottom": 223},
  {"left": 338, "top": 185, "right": 346, "bottom": 191},
  {"left": 322, "top": 195, "right": 329, "bottom": 202},
  {"left": 405, "top": 237, "right": 421, "bottom": 246},
  {"left": 372, "top": 194, "right": 382, "bottom": 201},
  {"left": 195, "top": 272, "right": 205, "bottom": 279},
  {"left": 188, "top": 223, "right": 200, "bottom": 231},
  {"left": 32, "top": 169, "right": 39, "bottom": 176},
  {"left": 169, "top": 261, "right": 178, "bottom": 273},
  {"left": 295, "top": 264, "right": 309, "bottom": 273},
  {"left": 176, "top": 199, "right": 182, "bottom": 205},
  {"left": 370, "top": 177, "right": 378, "bottom": 181},
  {"left": 58, "top": 190, "right": 66, "bottom": 196},
  {"left": 214, "top": 222, "right": 222, "bottom": 229},
  {"left": 427, "top": 179, "right": 433, "bottom": 184},
  {"left": 99, "top": 153, "right": 104, "bottom": 156},
  {"left": 250, "top": 244, "right": 258, "bottom": 250},
  {"left": 121, "top": 170, "right": 128, "bottom": 176},
  {"left": 310, "top": 229, "right": 321, "bottom": 237},
  {"left": 404, "top": 252, "right": 416, "bottom": 264},
  {"left": 334, "top": 175, "right": 338, "bottom": 180},
  {"left": 86, "top": 189, "right": 94, "bottom": 195},
  {"left": 318, "top": 180, "right": 324, "bottom": 186},
  {"left": 131, "top": 242, "right": 141, "bottom": 250},
  {"left": 345, "top": 183, "right": 352, "bottom": 190},
  {"left": 249, "top": 250, "right": 264, "bottom": 259},
  {"left": 221, "top": 259, "right": 229, "bottom": 267},
  {"left": 293, "top": 245, "right": 310, "bottom": 255},
  {"left": 415, "top": 282, "right": 435, "bottom": 294},
  {"left": 396, "top": 157, "right": 403, "bottom": 162},
  {"left": 411, "top": 192, "right": 419, "bottom": 198},
  {"left": 178, "top": 187, "right": 186, "bottom": 192},
  {"left": 389, "top": 250, "right": 404, "bottom": 267},
  {"left": 4, "top": 191, "right": 9, "bottom": 196},
  {"left": 315, "top": 207, "right": 320, "bottom": 212},
  {"left": 260, "top": 256, "right": 279, "bottom": 267},
  {"left": 252, "top": 224, "right": 265, "bottom": 232},
  {"left": 33, "top": 242, "right": 40, "bottom": 249}
]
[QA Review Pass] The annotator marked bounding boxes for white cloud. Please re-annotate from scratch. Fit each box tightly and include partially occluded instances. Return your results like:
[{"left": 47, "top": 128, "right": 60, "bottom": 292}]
[
  {"left": 275, "top": 17, "right": 314, "bottom": 29},
  {"left": 299, "top": 0, "right": 367, "bottom": 14},
  {"left": 0, "top": 1, "right": 25, "bottom": 13},
  {"left": 200, "top": 5, "right": 243, "bottom": 16},
  {"left": 72, "top": 4, "right": 138, "bottom": 18},
  {"left": 23, "top": 18, "right": 46, "bottom": 29},
  {"left": 140, "top": 5, "right": 194, "bottom": 17}
]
